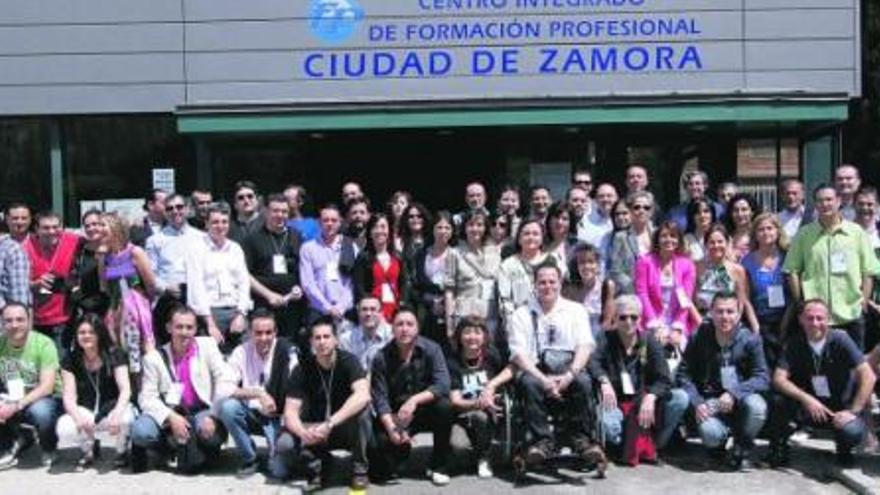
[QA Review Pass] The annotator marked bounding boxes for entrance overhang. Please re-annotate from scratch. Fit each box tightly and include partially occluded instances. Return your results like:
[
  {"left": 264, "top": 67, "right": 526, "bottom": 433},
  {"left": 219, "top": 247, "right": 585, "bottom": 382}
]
[{"left": 176, "top": 97, "right": 850, "bottom": 134}]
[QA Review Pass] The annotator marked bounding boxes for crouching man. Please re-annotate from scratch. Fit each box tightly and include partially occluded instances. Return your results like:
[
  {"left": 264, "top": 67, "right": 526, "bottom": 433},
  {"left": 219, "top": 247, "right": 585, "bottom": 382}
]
[
  {"left": 131, "top": 305, "right": 236, "bottom": 473},
  {"left": 218, "top": 309, "right": 297, "bottom": 477},
  {"left": 676, "top": 291, "right": 770, "bottom": 470},
  {"left": 768, "top": 299, "right": 876, "bottom": 467},
  {"left": 273, "top": 317, "right": 371, "bottom": 490}
]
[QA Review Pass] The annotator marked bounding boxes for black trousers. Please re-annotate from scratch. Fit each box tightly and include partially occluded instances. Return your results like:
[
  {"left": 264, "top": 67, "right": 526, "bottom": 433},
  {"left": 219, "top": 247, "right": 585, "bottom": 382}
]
[
  {"left": 368, "top": 398, "right": 453, "bottom": 478},
  {"left": 517, "top": 371, "right": 595, "bottom": 445}
]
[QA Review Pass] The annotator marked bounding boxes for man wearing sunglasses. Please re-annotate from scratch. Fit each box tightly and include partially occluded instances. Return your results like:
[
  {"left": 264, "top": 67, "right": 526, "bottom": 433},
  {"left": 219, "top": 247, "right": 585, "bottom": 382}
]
[
  {"left": 591, "top": 295, "right": 689, "bottom": 465},
  {"left": 508, "top": 261, "right": 605, "bottom": 472},
  {"left": 146, "top": 193, "right": 204, "bottom": 343},
  {"left": 230, "top": 180, "right": 264, "bottom": 244}
]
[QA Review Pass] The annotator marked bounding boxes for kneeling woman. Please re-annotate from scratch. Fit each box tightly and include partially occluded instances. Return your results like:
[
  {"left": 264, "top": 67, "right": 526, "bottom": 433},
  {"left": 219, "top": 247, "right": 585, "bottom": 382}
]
[
  {"left": 590, "top": 296, "right": 689, "bottom": 465},
  {"left": 449, "top": 316, "right": 514, "bottom": 478},
  {"left": 56, "top": 313, "right": 135, "bottom": 468}
]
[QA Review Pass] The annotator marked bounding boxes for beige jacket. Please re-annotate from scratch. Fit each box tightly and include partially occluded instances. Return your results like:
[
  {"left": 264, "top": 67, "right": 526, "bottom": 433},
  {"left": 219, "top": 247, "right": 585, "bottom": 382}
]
[{"left": 138, "top": 337, "right": 236, "bottom": 425}]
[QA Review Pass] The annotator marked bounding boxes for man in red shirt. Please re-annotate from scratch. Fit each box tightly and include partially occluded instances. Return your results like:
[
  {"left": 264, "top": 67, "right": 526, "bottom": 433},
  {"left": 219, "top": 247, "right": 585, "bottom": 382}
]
[{"left": 23, "top": 211, "right": 80, "bottom": 354}]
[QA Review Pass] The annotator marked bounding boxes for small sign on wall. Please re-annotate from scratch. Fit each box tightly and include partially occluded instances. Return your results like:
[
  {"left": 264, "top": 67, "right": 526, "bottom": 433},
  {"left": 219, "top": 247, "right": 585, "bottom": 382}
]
[{"left": 152, "top": 168, "right": 175, "bottom": 193}]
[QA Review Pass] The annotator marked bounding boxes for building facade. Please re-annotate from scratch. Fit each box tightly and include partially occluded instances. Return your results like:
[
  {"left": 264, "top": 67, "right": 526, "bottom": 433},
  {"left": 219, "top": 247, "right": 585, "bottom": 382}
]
[{"left": 0, "top": 0, "right": 862, "bottom": 222}]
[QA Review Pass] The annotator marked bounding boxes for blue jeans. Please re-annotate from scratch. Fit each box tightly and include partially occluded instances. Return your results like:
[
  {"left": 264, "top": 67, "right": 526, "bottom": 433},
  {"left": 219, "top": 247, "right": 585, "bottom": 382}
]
[
  {"left": 131, "top": 409, "right": 227, "bottom": 471},
  {"left": 698, "top": 393, "right": 767, "bottom": 449},
  {"left": 217, "top": 398, "right": 280, "bottom": 464},
  {"left": 601, "top": 388, "right": 689, "bottom": 449},
  {"left": 0, "top": 397, "right": 60, "bottom": 452}
]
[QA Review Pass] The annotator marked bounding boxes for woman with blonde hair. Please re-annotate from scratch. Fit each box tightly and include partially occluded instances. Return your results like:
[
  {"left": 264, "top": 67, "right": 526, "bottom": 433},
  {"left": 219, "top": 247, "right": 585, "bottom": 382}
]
[
  {"left": 99, "top": 213, "right": 157, "bottom": 374},
  {"left": 741, "top": 212, "right": 792, "bottom": 368}
]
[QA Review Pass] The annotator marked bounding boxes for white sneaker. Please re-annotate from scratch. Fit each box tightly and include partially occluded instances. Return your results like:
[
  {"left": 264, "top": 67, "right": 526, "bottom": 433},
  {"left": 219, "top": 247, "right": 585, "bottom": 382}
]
[
  {"left": 427, "top": 469, "right": 450, "bottom": 486},
  {"left": 40, "top": 451, "right": 57, "bottom": 468},
  {"left": 0, "top": 441, "right": 19, "bottom": 471},
  {"left": 477, "top": 459, "right": 493, "bottom": 478}
]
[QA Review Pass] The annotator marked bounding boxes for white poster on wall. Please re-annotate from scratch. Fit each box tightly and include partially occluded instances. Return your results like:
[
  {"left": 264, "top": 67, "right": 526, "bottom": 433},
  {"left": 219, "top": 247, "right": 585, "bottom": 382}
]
[{"left": 152, "top": 168, "right": 175, "bottom": 193}]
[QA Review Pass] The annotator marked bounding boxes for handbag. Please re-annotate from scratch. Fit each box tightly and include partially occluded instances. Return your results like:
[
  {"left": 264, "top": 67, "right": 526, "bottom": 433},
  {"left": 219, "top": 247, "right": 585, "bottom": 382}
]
[{"left": 531, "top": 310, "right": 574, "bottom": 375}]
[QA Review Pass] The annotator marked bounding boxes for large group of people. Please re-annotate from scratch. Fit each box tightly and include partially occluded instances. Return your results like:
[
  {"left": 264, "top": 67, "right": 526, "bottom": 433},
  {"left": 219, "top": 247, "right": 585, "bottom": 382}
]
[{"left": 0, "top": 163, "right": 879, "bottom": 489}]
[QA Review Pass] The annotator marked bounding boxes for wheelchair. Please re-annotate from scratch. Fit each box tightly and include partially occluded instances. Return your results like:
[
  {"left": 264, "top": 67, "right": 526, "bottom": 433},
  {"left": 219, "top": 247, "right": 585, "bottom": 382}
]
[{"left": 493, "top": 373, "right": 607, "bottom": 481}]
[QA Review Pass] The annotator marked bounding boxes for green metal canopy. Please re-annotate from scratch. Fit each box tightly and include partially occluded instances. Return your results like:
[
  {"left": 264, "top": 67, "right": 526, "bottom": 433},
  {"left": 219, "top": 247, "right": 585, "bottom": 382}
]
[{"left": 177, "top": 100, "right": 848, "bottom": 134}]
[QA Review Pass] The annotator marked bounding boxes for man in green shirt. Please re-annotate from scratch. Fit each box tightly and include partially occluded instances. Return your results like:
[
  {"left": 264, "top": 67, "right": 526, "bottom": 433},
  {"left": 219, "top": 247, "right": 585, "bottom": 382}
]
[
  {"left": 0, "top": 301, "right": 60, "bottom": 469},
  {"left": 783, "top": 184, "right": 880, "bottom": 350}
]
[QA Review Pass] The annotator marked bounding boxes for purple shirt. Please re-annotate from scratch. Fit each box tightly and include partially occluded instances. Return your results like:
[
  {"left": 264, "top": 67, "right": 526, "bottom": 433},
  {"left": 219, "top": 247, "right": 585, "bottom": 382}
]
[
  {"left": 173, "top": 342, "right": 201, "bottom": 410},
  {"left": 299, "top": 235, "right": 354, "bottom": 314}
]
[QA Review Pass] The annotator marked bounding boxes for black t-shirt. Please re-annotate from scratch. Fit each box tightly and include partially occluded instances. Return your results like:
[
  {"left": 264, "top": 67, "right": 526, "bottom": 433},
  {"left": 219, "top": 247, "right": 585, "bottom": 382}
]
[
  {"left": 286, "top": 349, "right": 365, "bottom": 421},
  {"left": 778, "top": 329, "right": 864, "bottom": 410},
  {"left": 60, "top": 348, "right": 127, "bottom": 421},
  {"left": 242, "top": 225, "right": 302, "bottom": 299},
  {"left": 448, "top": 347, "right": 504, "bottom": 401}
]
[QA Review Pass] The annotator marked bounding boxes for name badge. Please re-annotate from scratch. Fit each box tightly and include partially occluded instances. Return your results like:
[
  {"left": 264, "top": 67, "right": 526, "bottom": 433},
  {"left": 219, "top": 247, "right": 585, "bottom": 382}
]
[
  {"left": 830, "top": 251, "right": 847, "bottom": 274},
  {"left": 811, "top": 375, "right": 831, "bottom": 398},
  {"left": 381, "top": 283, "right": 396, "bottom": 304},
  {"left": 675, "top": 287, "right": 692, "bottom": 309},
  {"left": 620, "top": 372, "right": 635, "bottom": 396},
  {"left": 720, "top": 365, "right": 739, "bottom": 391},
  {"left": 767, "top": 284, "right": 786, "bottom": 309},
  {"left": 431, "top": 271, "right": 445, "bottom": 286},
  {"left": 272, "top": 254, "right": 288, "bottom": 275},
  {"left": 325, "top": 261, "right": 340, "bottom": 282},
  {"left": 6, "top": 378, "right": 25, "bottom": 401},
  {"left": 481, "top": 279, "right": 495, "bottom": 301},
  {"left": 166, "top": 382, "right": 184, "bottom": 407}
]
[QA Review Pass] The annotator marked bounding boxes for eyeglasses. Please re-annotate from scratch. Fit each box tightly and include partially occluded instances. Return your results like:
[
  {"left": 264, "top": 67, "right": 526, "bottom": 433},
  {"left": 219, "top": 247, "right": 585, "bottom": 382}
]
[
  {"left": 631, "top": 204, "right": 652, "bottom": 211},
  {"left": 165, "top": 204, "right": 185, "bottom": 212},
  {"left": 574, "top": 180, "right": 592, "bottom": 186},
  {"left": 236, "top": 193, "right": 255, "bottom": 201},
  {"left": 613, "top": 210, "right": 630, "bottom": 216},
  {"left": 617, "top": 314, "right": 639, "bottom": 322},
  {"left": 494, "top": 222, "right": 508, "bottom": 228}
]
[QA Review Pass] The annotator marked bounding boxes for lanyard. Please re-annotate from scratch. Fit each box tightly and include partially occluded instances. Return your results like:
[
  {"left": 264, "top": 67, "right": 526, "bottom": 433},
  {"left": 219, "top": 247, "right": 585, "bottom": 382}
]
[
  {"left": 270, "top": 231, "right": 289, "bottom": 256},
  {"left": 84, "top": 363, "right": 102, "bottom": 416},
  {"left": 318, "top": 361, "right": 336, "bottom": 421}
]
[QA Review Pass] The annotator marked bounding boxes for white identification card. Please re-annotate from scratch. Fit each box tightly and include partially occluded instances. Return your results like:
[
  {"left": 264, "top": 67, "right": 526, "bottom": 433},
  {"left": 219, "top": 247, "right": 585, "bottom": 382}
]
[
  {"left": 166, "top": 382, "right": 184, "bottom": 407},
  {"left": 431, "top": 271, "right": 444, "bottom": 286},
  {"left": 6, "top": 378, "right": 25, "bottom": 401},
  {"left": 812, "top": 375, "right": 831, "bottom": 398},
  {"left": 676, "top": 287, "right": 691, "bottom": 309},
  {"left": 767, "top": 285, "right": 786, "bottom": 308},
  {"left": 720, "top": 365, "right": 739, "bottom": 391},
  {"left": 326, "top": 261, "right": 340, "bottom": 282},
  {"left": 381, "top": 283, "right": 395, "bottom": 304},
  {"left": 481, "top": 279, "right": 494, "bottom": 300},
  {"left": 272, "top": 254, "right": 288, "bottom": 275},
  {"left": 621, "top": 372, "right": 635, "bottom": 396},
  {"left": 830, "top": 251, "right": 847, "bottom": 274}
]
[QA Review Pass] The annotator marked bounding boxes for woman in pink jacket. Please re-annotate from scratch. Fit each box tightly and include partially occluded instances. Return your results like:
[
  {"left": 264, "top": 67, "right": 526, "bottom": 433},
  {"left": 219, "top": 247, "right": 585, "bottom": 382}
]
[{"left": 634, "top": 221, "right": 698, "bottom": 351}]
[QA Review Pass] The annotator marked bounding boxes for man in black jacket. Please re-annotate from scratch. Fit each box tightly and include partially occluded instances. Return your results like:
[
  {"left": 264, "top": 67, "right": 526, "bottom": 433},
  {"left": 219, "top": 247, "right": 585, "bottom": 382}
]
[
  {"left": 591, "top": 295, "right": 689, "bottom": 463},
  {"left": 676, "top": 291, "right": 770, "bottom": 470},
  {"left": 217, "top": 310, "right": 297, "bottom": 477},
  {"left": 369, "top": 307, "right": 453, "bottom": 486}
]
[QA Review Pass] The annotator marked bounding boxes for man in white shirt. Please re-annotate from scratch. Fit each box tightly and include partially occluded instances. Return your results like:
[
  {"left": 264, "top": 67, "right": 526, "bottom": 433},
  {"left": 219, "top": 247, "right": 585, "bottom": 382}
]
[
  {"left": 338, "top": 296, "right": 392, "bottom": 373},
  {"left": 186, "top": 203, "right": 251, "bottom": 354},
  {"left": 778, "top": 179, "right": 812, "bottom": 240},
  {"left": 146, "top": 194, "right": 204, "bottom": 342},
  {"left": 577, "top": 183, "right": 618, "bottom": 248},
  {"left": 217, "top": 310, "right": 297, "bottom": 477},
  {"left": 508, "top": 261, "right": 604, "bottom": 471}
]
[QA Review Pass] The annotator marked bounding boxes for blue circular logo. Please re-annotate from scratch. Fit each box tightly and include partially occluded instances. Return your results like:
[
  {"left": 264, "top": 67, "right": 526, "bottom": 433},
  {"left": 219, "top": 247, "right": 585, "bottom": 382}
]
[{"left": 309, "top": 0, "right": 365, "bottom": 44}]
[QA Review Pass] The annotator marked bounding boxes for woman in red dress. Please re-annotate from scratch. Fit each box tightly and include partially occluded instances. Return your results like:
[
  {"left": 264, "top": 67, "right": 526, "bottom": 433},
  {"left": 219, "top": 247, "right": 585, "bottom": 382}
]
[{"left": 353, "top": 213, "right": 409, "bottom": 321}]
